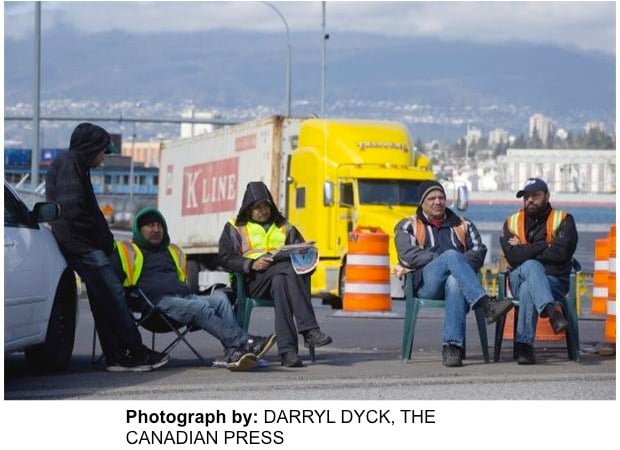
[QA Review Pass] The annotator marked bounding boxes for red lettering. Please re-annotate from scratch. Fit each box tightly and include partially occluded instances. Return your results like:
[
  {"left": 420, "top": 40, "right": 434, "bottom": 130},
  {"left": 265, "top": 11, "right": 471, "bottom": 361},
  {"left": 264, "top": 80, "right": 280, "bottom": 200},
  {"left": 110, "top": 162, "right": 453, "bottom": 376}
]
[
  {"left": 182, "top": 158, "right": 239, "bottom": 215},
  {"left": 235, "top": 134, "right": 257, "bottom": 152}
]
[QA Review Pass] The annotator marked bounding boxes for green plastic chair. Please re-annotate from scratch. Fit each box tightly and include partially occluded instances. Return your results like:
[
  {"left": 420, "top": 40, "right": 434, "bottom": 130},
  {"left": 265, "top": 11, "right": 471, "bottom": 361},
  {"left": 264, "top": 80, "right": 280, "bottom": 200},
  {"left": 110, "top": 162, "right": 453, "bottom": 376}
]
[
  {"left": 234, "top": 273, "right": 316, "bottom": 362},
  {"left": 401, "top": 272, "right": 490, "bottom": 363},
  {"left": 494, "top": 271, "right": 581, "bottom": 362}
]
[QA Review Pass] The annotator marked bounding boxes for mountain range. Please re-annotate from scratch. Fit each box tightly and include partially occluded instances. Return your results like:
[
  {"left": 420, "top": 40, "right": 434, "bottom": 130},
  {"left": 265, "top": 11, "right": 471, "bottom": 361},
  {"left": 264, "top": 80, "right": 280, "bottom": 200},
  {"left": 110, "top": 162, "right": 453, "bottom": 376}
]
[{"left": 4, "top": 28, "right": 615, "bottom": 145}]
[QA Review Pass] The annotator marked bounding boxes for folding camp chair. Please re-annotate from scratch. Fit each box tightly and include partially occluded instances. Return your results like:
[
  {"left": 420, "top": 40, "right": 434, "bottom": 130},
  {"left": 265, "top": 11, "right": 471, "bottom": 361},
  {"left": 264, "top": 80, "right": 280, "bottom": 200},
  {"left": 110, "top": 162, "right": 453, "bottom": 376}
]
[
  {"left": 234, "top": 272, "right": 316, "bottom": 362},
  {"left": 91, "top": 287, "right": 208, "bottom": 365},
  {"left": 401, "top": 272, "right": 490, "bottom": 363}
]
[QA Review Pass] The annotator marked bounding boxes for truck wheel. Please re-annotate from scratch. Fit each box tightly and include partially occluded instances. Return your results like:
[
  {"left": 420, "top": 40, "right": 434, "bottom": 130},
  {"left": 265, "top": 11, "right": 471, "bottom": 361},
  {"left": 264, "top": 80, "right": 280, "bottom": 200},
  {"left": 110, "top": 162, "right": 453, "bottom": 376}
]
[
  {"left": 25, "top": 271, "right": 77, "bottom": 373},
  {"left": 187, "top": 259, "right": 200, "bottom": 294}
]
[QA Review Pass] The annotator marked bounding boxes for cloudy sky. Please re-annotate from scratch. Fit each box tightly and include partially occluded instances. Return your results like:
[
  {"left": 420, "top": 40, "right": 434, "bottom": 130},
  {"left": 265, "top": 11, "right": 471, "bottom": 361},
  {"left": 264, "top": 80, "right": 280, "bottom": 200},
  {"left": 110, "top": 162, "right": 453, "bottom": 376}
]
[{"left": 4, "top": 1, "right": 616, "bottom": 56}]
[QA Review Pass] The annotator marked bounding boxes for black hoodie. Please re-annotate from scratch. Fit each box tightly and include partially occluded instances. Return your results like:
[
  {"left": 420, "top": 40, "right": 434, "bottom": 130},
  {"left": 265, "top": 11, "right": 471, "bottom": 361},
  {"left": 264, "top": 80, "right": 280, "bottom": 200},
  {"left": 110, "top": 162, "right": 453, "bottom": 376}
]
[
  {"left": 46, "top": 123, "right": 115, "bottom": 256},
  {"left": 218, "top": 181, "right": 304, "bottom": 274}
]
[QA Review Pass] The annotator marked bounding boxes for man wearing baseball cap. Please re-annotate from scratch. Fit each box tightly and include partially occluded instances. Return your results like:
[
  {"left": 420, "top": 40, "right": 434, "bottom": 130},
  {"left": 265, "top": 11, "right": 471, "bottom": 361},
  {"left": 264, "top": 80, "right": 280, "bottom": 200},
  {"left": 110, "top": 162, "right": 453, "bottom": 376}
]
[
  {"left": 500, "top": 178, "right": 578, "bottom": 364},
  {"left": 395, "top": 180, "right": 514, "bottom": 367}
]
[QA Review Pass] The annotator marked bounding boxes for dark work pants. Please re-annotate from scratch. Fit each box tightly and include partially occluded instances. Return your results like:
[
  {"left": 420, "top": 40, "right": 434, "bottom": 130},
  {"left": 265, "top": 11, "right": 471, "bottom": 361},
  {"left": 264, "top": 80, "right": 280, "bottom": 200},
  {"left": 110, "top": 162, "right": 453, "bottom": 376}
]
[
  {"left": 67, "top": 250, "right": 144, "bottom": 361},
  {"left": 247, "top": 260, "right": 319, "bottom": 355}
]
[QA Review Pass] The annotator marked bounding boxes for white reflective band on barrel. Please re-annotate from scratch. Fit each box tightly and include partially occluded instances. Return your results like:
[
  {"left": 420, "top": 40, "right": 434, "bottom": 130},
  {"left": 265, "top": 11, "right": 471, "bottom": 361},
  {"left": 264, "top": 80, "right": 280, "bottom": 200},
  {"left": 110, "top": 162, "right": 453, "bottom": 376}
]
[
  {"left": 609, "top": 257, "right": 616, "bottom": 273},
  {"left": 595, "top": 260, "right": 610, "bottom": 271},
  {"left": 347, "top": 255, "right": 390, "bottom": 266},
  {"left": 593, "top": 287, "right": 609, "bottom": 297},
  {"left": 344, "top": 283, "right": 391, "bottom": 294},
  {"left": 607, "top": 301, "right": 616, "bottom": 316}
]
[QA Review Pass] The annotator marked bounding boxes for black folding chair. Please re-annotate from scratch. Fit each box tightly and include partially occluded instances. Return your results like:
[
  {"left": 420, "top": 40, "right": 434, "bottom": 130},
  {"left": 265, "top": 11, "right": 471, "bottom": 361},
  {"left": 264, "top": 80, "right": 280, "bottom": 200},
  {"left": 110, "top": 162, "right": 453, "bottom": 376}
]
[{"left": 91, "top": 287, "right": 208, "bottom": 365}]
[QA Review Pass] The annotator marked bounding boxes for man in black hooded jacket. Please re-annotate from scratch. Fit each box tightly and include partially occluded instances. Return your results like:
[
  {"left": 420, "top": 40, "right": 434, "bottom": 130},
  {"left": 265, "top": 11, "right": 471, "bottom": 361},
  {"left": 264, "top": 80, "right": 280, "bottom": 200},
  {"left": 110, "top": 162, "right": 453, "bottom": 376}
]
[
  {"left": 46, "top": 122, "right": 168, "bottom": 372},
  {"left": 218, "top": 181, "right": 332, "bottom": 367}
]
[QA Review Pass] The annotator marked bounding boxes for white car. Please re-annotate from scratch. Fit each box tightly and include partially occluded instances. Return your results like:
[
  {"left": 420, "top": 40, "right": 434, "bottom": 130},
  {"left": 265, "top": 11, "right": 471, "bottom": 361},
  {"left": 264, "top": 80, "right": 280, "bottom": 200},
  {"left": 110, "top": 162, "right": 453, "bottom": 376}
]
[{"left": 4, "top": 182, "right": 78, "bottom": 372}]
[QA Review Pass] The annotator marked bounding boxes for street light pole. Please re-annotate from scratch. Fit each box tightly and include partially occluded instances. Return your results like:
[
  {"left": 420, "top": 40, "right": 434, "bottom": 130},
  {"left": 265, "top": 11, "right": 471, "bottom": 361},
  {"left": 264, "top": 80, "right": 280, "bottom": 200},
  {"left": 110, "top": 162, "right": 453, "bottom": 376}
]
[
  {"left": 263, "top": 2, "right": 291, "bottom": 117},
  {"left": 31, "top": 2, "right": 41, "bottom": 188}
]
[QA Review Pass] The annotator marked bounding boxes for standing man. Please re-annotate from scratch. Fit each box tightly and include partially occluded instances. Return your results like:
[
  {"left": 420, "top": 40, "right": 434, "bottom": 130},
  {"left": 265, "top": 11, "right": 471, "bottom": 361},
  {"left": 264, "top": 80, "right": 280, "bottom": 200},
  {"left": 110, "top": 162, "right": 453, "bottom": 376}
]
[
  {"left": 500, "top": 178, "right": 577, "bottom": 364},
  {"left": 219, "top": 181, "right": 332, "bottom": 368},
  {"left": 111, "top": 207, "right": 276, "bottom": 371},
  {"left": 395, "top": 180, "right": 514, "bottom": 367},
  {"left": 46, "top": 122, "right": 168, "bottom": 372}
]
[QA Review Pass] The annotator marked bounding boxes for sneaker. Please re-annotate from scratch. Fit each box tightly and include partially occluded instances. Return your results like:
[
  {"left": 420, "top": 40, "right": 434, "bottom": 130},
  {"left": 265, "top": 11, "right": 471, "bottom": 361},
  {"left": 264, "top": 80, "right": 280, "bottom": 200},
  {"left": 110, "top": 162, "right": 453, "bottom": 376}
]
[
  {"left": 442, "top": 344, "right": 463, "bottom": 367},
  {"left": 280, "top": 351, "right": 304, "bottom": 367},
  {"left": 140, "top": 346, "right": 170, "bottom": 370},
  {"left": 105, "top": 353, "right": 157, "bottom": 373},
  {"left": 478, "top": 295, "right": 514, "bottom": 324},
  {"left": 303, "top": 328, "right": 333, "bottom": 348},
  {"left": 246, "top": 334, "right": 277, "bottom": 360},
  {"left": 545, "top": 305, "right": 568, "bottom": 334},
  {"left": 517, "top": 342, "right": 536, "bottom": 365},
  {"left": 227, "top": 348, "right": 258, "bottom": 371}
]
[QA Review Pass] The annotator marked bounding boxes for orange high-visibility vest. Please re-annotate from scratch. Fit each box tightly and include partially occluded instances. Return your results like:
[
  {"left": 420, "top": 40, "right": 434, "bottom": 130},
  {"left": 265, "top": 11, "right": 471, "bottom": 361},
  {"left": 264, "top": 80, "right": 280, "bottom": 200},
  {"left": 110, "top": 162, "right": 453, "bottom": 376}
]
[
  {"left": 229, "top": 219, "right": 291, "bottom": 260},
  {"left": 115, "top": 240, "right": 186, "bottom": 287},
  {"left": 408, "top": 215, "right": 469, "bottom": 252},
  {"left": 506, "top": 209, "right": 567, "bottom": 245}
]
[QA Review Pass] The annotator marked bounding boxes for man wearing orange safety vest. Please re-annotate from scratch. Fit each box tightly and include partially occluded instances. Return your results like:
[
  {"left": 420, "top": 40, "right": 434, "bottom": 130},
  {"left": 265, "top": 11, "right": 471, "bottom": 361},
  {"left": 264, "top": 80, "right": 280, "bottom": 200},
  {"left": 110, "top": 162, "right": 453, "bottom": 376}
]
[
  {"left": 500, "top": 178, "right": 578, "bottom": 365},
  {"left": 111, "top": 207, "right": 276, "bottom": 371},
  {"left": 395, "top": 180, "right": 514, "bottom": 367},
  {"left": 218, "top": 181, "right": 332, "bottom": 368}
]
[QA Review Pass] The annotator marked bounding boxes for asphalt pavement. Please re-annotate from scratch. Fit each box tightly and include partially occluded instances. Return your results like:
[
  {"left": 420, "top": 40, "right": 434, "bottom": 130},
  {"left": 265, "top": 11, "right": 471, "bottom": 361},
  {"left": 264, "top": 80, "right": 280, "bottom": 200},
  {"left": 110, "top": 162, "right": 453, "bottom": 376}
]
[{"left": 4, "top": 297, "right": 615, "bottom": 400}]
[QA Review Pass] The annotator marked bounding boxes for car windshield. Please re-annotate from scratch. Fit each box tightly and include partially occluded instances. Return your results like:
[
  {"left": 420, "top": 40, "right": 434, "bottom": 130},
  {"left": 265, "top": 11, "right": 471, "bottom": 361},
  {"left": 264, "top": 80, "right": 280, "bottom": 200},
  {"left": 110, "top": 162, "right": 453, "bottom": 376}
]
[{"left": 358, "top": 180, "right": 423, "bottom": 206}]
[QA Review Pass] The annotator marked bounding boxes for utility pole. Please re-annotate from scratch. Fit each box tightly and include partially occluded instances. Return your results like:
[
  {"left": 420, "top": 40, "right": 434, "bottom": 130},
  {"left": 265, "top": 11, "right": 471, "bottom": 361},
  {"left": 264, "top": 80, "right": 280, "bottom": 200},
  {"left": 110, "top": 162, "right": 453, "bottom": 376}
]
[
  {"left": 320, "top": 2, "right": 328, "bottom": 117},
  {"left": 31, "top": 2, "right": 41, "bottom": 188}
]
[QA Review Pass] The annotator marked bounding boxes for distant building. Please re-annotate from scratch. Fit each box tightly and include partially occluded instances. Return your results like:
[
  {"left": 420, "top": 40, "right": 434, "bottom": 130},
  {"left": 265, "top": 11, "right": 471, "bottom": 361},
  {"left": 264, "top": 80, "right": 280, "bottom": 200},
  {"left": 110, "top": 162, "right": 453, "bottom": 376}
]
[
  {"left": 180, "top": 109, "right": 222, "bottom": 138},
  {"left": 529, "top": 113, "right": 555, "bottom": 145},
  {"left": 555, "top": 128, "right": 568, "bottom": 140},
  {"left": 498, "top": 148, "right": 616, "bottom": 193},
  {"left": 465, "top": 126, "right": 482, "bottom": 146},
  {"left": 121, "top": 141, "right": 164, "bottom": 168},
  {"left": 488, "top": 128, "right": 509, "bottom": 148},
  {"left": 585, "top": 121, "right": 605, "bottom": 133}
]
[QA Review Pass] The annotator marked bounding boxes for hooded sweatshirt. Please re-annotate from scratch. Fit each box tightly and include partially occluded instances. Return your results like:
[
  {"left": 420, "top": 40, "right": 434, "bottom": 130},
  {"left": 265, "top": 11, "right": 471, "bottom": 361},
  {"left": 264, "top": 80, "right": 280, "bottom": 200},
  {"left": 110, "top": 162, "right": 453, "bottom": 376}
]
[
  {"left": 111, "top": 207, "right": 190, "bottom": 303},
  {"left": 218, "top": 181, "right": 304, "bottom": 274},
  {"left": 46, "top": 122, "right": 115, "bottom": 255}
]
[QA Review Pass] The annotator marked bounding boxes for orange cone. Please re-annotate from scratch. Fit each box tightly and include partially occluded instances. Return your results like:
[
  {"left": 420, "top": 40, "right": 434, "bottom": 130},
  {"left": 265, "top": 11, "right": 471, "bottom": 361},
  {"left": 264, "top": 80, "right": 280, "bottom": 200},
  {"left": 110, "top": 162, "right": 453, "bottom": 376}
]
[
  {"left": 605, "top": 225, "right": 616, "bottom": 343},
  {"left": 592, "top": 238, "right": 610, "bottom": 315}
]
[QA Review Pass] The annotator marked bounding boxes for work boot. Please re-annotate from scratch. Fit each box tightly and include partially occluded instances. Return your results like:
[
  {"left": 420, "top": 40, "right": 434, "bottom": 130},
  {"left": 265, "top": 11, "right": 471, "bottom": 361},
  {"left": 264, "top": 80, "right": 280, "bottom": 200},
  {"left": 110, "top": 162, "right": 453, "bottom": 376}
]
[
  {"left": 477, "top": 295, "right": 514, "bottom": 324},
  {"left": 442, "top": 344, "right": 463, "bottom": 367},
  {"left": 246, "top": 334, "right": 277, "bottom": 360},
  {"left": 544, "top": 304, "right": 568, "bottom": 334},
  {"left": 516, "top": 342, "right": 536, "bottom": 365},
  {"left": 302, "top": 328, "right": 333, "bottom": 348},
  {"left": 280, "top": 351, "right": 303, "bottom": 368}
]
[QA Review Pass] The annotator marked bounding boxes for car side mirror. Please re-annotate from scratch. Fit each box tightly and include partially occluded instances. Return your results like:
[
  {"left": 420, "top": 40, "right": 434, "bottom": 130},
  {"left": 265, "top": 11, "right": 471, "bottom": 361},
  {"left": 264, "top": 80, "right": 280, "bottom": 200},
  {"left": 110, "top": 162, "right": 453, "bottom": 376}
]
[
  {"left": 32, "top": 202, "right": 60, "bottom": 222},
  {"left": 456, "top": 185, "right": 469, "bottom": 211}
]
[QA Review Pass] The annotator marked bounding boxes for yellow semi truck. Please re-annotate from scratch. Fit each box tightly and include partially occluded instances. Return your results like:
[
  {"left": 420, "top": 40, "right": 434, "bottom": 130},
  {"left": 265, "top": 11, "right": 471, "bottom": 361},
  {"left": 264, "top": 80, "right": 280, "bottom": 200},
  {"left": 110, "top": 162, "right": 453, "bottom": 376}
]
[{"left": 158, "top": 115, "right": 443, "bottom": 304}]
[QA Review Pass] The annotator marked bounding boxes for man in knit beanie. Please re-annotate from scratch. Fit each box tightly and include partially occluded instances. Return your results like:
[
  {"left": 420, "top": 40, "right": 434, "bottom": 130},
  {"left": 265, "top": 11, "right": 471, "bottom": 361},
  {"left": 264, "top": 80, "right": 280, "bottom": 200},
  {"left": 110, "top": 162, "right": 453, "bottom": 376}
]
[
  {"left": 46, "top": 122, "right": 168, "bottom": 372},
  {"left": 395, "top": 180, "right": 513, "bottom": 367}
]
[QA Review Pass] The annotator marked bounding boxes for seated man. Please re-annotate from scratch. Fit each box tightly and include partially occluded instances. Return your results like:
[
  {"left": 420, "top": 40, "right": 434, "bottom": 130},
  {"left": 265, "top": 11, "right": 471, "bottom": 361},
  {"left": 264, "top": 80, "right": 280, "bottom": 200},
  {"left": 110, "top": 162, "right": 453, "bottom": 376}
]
[
  {"left": 395, "top": 180, "right": 514, "bottom": 367},
  {"left": 218, "top": 181, "right": 332, "bottom": 368},
  {"left": 111, "top": 206, "right": 276, "bottom": 371},
  {"left": 500, "top": 178, "right": 577, "bottom": 364}
]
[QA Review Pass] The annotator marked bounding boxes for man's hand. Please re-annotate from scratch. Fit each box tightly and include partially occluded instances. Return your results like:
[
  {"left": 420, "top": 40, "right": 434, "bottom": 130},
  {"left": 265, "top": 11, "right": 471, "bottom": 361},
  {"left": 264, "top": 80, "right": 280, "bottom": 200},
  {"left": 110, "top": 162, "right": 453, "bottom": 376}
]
[
  {"left": 508, "top": 235, "right": 521, "bottom": 246},
  {"left": 251, "top": 255, "right": 274, "bottom": 272}
]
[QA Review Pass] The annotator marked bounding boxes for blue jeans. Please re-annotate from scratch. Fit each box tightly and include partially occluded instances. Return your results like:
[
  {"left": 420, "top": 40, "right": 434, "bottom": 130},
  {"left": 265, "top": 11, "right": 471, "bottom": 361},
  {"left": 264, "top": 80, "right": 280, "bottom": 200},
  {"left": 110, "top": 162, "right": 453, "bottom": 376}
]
[
  {"left": 67, "top": 250, "right": 144, "bottom": 360},
  {"left": 157, "top": 290, "right": 249, "bottom": 360},
  {"left": 415, "top": 250, "right": 486, "bottom": 347},
  {"left": 509, "top": 260, "right": 566, "bottom": 346}
]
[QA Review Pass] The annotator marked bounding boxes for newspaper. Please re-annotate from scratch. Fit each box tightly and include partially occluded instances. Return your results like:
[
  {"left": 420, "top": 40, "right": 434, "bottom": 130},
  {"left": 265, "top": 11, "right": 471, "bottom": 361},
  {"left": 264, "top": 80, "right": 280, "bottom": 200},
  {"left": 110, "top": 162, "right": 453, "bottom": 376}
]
[{"left": 268, "top": 241, "right": 317, "bottom": 261}]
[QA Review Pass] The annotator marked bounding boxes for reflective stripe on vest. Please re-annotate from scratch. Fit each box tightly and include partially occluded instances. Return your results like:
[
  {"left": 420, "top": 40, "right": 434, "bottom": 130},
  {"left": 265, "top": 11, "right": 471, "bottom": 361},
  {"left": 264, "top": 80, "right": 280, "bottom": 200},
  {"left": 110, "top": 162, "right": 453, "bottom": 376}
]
[
  {"left": 506, "top": 209, "right": 567, "bottom": 245},
  {"left": 229, "top": 219, "right": 290, "bottom": 260},
  {"left": 115, "top": 240, "right": 186, "bottom": 286},
  {"left": 408, "top": 215, "right": 468, "bottom": 252}
]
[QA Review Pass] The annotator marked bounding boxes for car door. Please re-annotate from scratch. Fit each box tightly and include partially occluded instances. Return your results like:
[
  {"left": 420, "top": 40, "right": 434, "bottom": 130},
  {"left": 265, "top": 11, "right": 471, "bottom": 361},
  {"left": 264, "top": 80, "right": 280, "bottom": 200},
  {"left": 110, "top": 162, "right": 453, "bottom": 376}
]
[{"left": 3, "top": 186, "right": 51, "bottom": 347}]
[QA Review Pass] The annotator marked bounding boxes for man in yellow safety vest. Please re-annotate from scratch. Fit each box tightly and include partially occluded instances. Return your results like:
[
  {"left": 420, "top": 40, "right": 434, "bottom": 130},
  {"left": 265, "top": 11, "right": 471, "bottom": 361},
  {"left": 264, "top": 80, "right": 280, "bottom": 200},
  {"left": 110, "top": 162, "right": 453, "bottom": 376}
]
[
  {"left": 111, "top": 207, "right": 276, "bottom": 371},
  {"left": 218, "top": 181, "right": 332, "bottom": 368},
  {"left": 500, "top": 178, "right": 578, "bottom": 364}
]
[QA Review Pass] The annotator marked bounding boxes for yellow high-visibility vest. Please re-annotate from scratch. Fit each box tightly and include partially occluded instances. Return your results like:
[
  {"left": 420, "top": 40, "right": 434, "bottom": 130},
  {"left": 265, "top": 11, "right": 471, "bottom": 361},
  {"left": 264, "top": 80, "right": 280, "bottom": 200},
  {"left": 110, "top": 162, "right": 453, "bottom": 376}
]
[
  {"left": 506, "top": 208, "right": 567, "bottom": 245},
  {"left": 229, "top": 220, "right": 291, "bottom": 260},
  {"left": 115, "top": 240, "right": 186, "bottom": 287}
]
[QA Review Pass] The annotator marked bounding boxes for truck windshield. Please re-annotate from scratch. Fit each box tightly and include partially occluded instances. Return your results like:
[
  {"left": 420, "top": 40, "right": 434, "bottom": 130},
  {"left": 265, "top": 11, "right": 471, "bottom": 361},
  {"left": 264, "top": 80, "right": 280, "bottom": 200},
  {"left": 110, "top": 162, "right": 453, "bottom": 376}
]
[{"left": 358, "top": 180, "right": 423, "bottom": 206}]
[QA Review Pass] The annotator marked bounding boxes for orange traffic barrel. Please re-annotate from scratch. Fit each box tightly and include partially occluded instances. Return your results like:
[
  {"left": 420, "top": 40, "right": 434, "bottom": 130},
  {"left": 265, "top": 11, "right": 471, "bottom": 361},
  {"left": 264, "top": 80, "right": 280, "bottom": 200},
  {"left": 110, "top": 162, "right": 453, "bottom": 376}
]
[
  {"left": 605, "top": 225, "right": 616, "bottom": 343},
  {"left": 342, "top": 226, "right": 392, "bottom": 312},
  {"left": 592, "top": 238, "right": 610, "bottom": 314}
]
